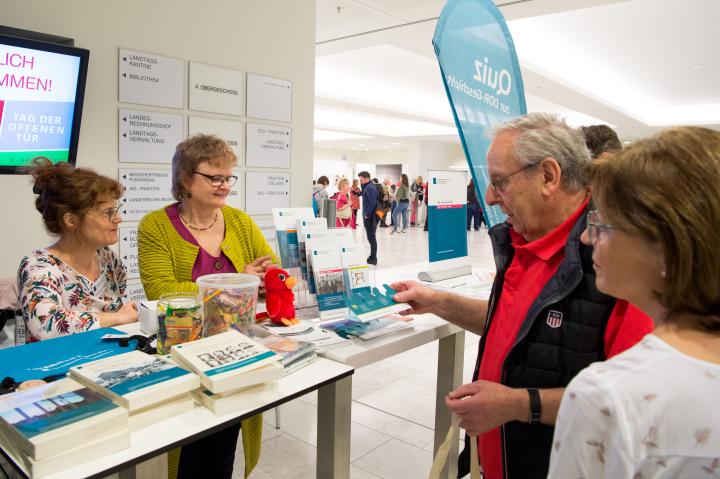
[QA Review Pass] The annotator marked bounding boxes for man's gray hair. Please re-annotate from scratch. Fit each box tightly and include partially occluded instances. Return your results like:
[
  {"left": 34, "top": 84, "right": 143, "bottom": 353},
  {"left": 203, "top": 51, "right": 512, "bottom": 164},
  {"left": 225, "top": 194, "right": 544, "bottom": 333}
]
[{"left": 493, "top": 113, "right": 590, "bottom": 191}]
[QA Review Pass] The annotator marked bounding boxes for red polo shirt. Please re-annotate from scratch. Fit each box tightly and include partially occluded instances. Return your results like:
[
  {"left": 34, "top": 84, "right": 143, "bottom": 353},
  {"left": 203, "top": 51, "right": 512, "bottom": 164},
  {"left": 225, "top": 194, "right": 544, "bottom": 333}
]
[{"left": 476, "top": 200, "right": 653, "bottom": 479}]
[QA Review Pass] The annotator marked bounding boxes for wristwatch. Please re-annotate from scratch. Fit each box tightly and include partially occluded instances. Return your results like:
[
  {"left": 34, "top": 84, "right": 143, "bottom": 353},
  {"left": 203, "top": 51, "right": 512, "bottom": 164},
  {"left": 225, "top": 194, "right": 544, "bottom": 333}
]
[{"left": 527, "top": 388, "right": 541, "bottom": 425}]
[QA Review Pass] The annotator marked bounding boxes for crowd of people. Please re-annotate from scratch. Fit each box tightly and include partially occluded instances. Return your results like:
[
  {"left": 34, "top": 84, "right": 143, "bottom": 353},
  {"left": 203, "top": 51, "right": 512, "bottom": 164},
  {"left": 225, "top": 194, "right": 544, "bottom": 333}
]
[{"left": 15, "top": 113, "right": 720, "bottom": 479}]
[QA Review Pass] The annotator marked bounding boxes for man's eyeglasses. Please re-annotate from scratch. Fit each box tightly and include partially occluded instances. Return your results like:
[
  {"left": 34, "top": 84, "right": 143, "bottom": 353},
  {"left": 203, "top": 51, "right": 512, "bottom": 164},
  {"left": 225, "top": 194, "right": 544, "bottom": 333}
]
[
  {"left": 586, "top": 209, "right": 615, "bottom": 243},
  {"left": 193, "top": 171, "right": 238, "bottom": 187},
  {"left": 489, "top": 163, "right": 537, "bottom": 193}
]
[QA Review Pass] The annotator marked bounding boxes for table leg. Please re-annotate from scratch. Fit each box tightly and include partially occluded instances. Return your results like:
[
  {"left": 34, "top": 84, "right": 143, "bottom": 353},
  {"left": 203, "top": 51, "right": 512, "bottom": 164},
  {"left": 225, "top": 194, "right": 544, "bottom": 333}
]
[
  {"left": 317, "top": 375, "right": 352, "bottom": 479},
  {"left": 434, "top": 331, "right": 465, "bottom": 479}
]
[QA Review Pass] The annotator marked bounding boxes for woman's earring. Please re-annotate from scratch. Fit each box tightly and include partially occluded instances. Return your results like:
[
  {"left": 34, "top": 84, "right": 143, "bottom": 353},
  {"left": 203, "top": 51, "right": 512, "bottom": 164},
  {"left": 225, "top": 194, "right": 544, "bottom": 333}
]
[
  {"left": 186, "top": 192, "right": 192, "bottom": 199},
  {"left": 660, "top": 269, "right": 666, "bottom": 278}
]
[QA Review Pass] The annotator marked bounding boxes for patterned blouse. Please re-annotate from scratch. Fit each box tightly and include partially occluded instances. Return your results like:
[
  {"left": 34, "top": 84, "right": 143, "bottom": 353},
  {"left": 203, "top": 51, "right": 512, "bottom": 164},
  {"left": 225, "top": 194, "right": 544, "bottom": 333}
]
[
  {"left": 549, "top": 334, "right": 720, "bottom": 478},
  {"left": 17, "top": 247, "right": 127, "bottom": 342}
]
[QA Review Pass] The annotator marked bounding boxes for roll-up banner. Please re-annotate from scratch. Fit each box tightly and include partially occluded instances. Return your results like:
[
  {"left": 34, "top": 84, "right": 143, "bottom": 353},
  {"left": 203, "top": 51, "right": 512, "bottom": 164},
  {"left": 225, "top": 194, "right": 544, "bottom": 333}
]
[{"left": 433, "top": 0, "right": 527, "bottom": 227}]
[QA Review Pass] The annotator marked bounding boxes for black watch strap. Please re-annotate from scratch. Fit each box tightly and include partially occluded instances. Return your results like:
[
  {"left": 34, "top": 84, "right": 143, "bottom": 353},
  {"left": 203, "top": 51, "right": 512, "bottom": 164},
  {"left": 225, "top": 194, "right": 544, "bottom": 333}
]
[{"left": 527, "top": 388, "right": 541, "bottom": 424}]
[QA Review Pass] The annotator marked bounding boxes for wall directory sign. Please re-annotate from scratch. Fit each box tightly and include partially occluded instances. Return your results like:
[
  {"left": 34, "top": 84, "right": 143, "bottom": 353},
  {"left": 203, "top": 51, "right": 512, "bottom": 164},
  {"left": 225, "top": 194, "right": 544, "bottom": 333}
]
[
  {"left": 119, "top": 226, "right": 139, "bottom": 280},
  {"left": 118, "top": 168, "right": 173, "bottom": 221},
  {"left": 188, "top": 116, "right": 243, "bottom": 159},
  {"left": 246, "top": 73, "right": 291, "bottom": 122},
  {"left": 189, "top": 62, "right": 244, "bottom": 116},
  {"left": 123, "top": 280, "right": 147, "bottom": 303},
  {"left": 118, "top": 109, "right": 183, "bottom": 164},
  {"left": 252, "top": 217, "right": 278, "bottom": 255},
  {"left": 245, "top": 170, "right": 290, "bottom": 215},
  {"left": 223, "top": 166, "right": 243, "bottom": 211},
  {"left": 118, "top": 48, "right": 184, "bottom": 109},
  {"left": 246, "top": 123, "right": 291, "bottom": 168}
]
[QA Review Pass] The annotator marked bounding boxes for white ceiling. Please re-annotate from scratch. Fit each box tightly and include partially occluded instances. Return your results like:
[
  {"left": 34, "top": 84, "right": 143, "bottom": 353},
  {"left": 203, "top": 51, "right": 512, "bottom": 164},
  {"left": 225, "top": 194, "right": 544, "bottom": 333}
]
[{"left": 314, "top": 0, "right": 720, "bottom": 151}]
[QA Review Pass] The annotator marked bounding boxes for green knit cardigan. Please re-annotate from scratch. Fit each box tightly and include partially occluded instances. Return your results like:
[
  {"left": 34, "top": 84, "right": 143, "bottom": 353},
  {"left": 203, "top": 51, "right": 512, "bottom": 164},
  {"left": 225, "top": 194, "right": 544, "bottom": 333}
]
[{"left": 137, "top": 204, "right": 278, "bottom": 478}]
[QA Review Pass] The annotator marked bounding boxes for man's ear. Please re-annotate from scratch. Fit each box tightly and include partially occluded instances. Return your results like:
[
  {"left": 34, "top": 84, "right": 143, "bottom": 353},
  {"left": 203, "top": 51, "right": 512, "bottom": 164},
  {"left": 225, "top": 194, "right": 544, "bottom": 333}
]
[{"left": 539, "top": 157, "right": 562, "bottom": 195}]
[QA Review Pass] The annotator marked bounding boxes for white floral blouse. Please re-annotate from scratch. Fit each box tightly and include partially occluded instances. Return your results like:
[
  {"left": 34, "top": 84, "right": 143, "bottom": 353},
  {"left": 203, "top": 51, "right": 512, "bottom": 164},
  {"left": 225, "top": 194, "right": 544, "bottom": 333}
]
[
  {"left": 17, "top": 247, "right": 126, "bottom": 342},
  {"left": 549, "top": 334, "right": 720, "bottom": 478}
]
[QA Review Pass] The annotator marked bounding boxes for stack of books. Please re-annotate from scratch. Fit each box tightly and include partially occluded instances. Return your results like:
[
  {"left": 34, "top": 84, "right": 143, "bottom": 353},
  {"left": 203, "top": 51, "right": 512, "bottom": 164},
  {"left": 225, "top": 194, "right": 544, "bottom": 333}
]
[
  {"left": 171, "top": 330, "right": 284, "bottom": 415},
  {"left": 69, "top": 350, "right": 200, "bottom": 430},
  {"left": 0, "top": 378, "right": 130, "bottom": 476}
]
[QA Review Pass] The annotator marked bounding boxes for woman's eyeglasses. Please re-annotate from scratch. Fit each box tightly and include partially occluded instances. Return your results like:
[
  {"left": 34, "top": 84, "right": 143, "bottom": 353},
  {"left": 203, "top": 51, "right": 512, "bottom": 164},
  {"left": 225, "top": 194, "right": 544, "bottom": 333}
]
[
  {"left": 193, "top": 171, "right": 238, "bottom": 187},
  {"left": 586, "top": 209, "right": 615, "bottom": 243},
  {"left": 102, "top": 204, "right": 122, "bottom": 221}
]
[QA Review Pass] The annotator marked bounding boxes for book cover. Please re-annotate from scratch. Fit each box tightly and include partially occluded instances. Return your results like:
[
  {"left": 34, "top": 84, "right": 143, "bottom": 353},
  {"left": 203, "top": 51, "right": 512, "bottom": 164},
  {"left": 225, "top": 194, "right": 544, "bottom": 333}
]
[
  {"left": 259, "top": 335, "right": 317, "bottom": 372},
  {"left": 297, "top": 219, "right": 328, "bottom": 301},
  {"left": 0, "top": 327, "right": 135, "bottom": 383},
  {"left": 170, "top": 330, "right": 282, "bottom": 393},
  {"left": 69, "top": 350, "right": 200, "bottom": 411},
  {"left": 340, "top": 244, "right": 371, "bottom": 296},
  {"left": 321, "top": 316, "right": 413, "bottom": 341},
  {"left": 272, "top": 207, "right": 313, "bottom": 270},
  {"left": 0, "top": 378, "right": 127, "bottom": 460},
  {"left": 304, "top": 231, "right": 335, "bottom": 295},
  {"left": 310, "top": 245, "right": 348, "bottom": 319}
]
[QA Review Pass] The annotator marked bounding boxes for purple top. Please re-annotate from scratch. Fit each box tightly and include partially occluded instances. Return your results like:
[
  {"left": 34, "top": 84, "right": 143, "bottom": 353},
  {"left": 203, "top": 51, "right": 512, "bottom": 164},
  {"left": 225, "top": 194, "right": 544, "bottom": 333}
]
[{"left": 166, "top": 203, "right": 237, "bottom": 281}]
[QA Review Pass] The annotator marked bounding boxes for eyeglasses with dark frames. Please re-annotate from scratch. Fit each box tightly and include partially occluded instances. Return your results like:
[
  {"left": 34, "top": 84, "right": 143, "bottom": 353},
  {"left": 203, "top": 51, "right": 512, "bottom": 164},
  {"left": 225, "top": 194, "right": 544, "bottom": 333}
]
[
  {"left": 193, "top": 171, "right": 238, "bottom": 187},
  {"left": 489, "top": 163, "right": 537, "bottom": 193},
  {"left": 586, "top": 209, "right": 615, "bottom": 243}
]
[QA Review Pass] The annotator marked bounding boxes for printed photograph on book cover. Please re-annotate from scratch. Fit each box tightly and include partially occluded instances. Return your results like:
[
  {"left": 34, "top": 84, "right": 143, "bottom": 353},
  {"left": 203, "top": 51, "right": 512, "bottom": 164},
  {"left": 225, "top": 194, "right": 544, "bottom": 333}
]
[
  {"left": 0, "top": 388, "right": 114, "bottom": 437},
  {"left": 196, "top": 342, "right": 263, "bottom": 368},
  {"left": 93, "top": 357, "right": 175, "bottom": 389},
  {"left": 317, "top": 271, "right": 343, "bottom": 296}
]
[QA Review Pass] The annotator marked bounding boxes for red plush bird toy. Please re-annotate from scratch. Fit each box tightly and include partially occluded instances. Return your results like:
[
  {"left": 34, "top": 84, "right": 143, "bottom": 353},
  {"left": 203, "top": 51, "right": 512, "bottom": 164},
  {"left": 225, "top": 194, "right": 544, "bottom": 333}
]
[{"left": 264, "top": 267, "right": 298, "bottom": 326}]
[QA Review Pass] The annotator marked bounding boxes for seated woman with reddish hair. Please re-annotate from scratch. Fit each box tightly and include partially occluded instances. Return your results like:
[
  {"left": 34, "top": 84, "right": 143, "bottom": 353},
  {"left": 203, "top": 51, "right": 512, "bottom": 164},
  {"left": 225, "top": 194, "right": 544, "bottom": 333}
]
[{"left": 18, "top": 160, "right": 138, "bottom": 342}]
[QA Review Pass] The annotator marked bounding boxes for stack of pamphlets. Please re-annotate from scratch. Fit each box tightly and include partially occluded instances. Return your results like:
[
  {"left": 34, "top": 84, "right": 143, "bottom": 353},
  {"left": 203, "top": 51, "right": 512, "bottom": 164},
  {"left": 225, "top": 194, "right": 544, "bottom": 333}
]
[
  {"left": 257, "top": 321, "right": 349, "bottom": 352},
  {"left": 321, "top": 314, "right": 414, "bottom": 341},
  {"left": 260, "top": 335, "right": 317, "bottom": 375},
  {"left": 69, "top": 350, "right": 200, "bottom": 430},
  {"left": 0, "top": 378, "right": 129, "bottom": 476},
  {"left": 171, "top": 330, "right": 283, "bottom": 395}
]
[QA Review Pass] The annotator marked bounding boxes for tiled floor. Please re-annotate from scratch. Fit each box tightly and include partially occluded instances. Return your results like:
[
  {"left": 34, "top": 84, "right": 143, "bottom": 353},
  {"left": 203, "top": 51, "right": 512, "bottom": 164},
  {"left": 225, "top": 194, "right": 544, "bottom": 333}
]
[{"left": 233, "top": 224, "right": 494, "bottom": 478}]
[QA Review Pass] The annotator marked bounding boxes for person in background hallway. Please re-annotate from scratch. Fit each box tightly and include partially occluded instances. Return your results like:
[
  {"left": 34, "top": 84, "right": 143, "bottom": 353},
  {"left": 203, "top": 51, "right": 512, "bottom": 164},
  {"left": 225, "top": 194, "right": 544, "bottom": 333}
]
[
  {"left": 391, "top": 174, "right": 410, "bottom": 234},
  {"left": 581, "top": 124, "right": 622, "bottom": 160},
  {"left": 18, "top": 160, "right": 138, "bottom": 342},
  {"left": 312, "top": 175, "right": 329, "bottom": 217},
  {"left": 334, "top": 178, "right": 352, "bottom": 228},
  {"left": 423, "top": 181, "right": 429, "bottom": 231},
  {"left": 359, "top": 171, "right": 379, "bottom": 265},
  {"left": 391, "top": 113, "right": 653, "bottom": 479},
  {"left": 549, "top": 127, "right": 720, "bottom": 479},
  {"left": 349, "top": 179, "right": 361, "bottom": 230},
  {"left": 467, "top": 178, "right": 483, "bottom": 231},
  {"left": 379, "top": 178, "right": 392, "bottom": 227},
  {"left": 389, "top": 183, "right": 397, "bottom": 227},
  {"left": 411, "top": 176, "right": 424, "bottom": 226}
]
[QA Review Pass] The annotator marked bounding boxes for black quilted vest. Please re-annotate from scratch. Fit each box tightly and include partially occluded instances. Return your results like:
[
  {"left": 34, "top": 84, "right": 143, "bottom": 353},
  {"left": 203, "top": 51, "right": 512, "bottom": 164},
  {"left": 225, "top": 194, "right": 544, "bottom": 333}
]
[{"left": 458, "top": 208, "right": 616, "bottom": 479}]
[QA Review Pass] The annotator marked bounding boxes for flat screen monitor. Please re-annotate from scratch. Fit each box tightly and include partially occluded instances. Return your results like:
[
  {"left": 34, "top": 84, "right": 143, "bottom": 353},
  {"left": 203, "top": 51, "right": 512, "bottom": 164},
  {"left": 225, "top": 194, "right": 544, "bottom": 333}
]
[{"left": 0, "top": 33, "right": 89, "bottom": 174}]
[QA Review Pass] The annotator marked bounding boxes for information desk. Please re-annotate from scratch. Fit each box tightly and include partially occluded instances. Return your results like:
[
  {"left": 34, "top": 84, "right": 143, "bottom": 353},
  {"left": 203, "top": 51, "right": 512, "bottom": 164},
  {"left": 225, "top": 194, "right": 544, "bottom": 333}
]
[{"left": 0, "top": 354, "right": 353, "bottom": 479}]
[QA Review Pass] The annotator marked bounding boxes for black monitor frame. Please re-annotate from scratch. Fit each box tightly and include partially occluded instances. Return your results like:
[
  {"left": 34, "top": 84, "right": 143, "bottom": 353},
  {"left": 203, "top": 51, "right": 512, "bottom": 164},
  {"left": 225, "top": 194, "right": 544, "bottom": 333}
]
[{"left": 0, "top": 32, "right": 89, "bottom": 174}]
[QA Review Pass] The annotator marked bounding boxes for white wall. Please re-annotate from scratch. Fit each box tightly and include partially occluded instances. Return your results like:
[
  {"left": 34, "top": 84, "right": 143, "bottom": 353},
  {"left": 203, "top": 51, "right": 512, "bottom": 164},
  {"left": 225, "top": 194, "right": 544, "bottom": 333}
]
[
  {"left": 0, "top": 0, "right": 315, "bottom": 277},
  {"left": 313, "top": 140, "right": 466, "bottom": 185}
]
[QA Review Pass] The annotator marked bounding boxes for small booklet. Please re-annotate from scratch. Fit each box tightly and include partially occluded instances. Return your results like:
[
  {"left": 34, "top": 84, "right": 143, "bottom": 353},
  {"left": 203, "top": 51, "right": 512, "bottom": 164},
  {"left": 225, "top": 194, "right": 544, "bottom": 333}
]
[
  {"left": 69, "top": 350, "right": 200, "bottom": 411},
  {"left": 321, "top": 315, "right": 414, "bottom": 341},
  {"left": 339, "top": 244, "right": 371, "bottom": 297},
  {"left": 0, "top": 378, "right": 128, "bottom": 461},
  {"left": 260, "top": 335, "right": 317, "bottom": 375},
  {"left": 310, "top": 243, "right": 348, "bottom": 320},
  {"left": 170, "top": 330, "right": 283, "bottom": 394}
]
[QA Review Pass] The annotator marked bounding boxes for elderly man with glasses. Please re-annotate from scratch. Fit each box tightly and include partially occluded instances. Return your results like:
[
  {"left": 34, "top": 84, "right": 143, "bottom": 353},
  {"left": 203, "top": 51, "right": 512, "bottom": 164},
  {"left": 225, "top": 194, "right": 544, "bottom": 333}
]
[{"left": 391, "top": 113, "right": 653, "bottom": 479}]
